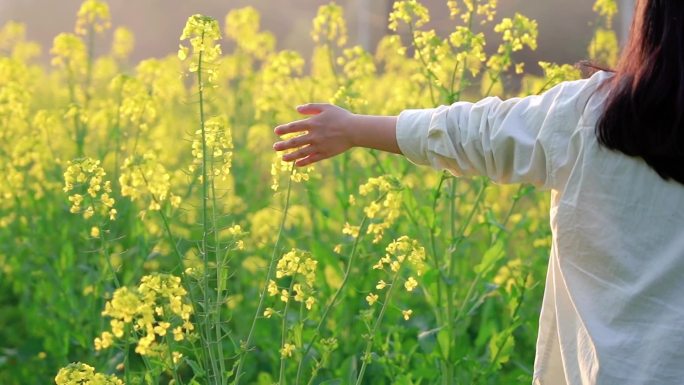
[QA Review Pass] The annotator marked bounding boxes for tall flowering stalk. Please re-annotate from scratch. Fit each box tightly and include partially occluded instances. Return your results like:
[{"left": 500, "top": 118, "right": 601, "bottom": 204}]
[
  {"left": 356, "top": 236, "right": 426, "bottom": 385},
  {"left": 232, "top": 168, "right": 296, "bottom": 385},
  {"left": 178, "top": 14, "right": 227, "bottom": 385}
]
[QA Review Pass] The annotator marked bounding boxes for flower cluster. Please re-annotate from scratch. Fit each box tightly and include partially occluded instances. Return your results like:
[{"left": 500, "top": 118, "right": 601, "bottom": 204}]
[
  {"left": 119, "top": 152, "right": 181, "bottom": 216},
  {"left": 538, "top": 61, "right": 581, "bottom": 89},
  {"left": 374, "top": 35, "right": 408, "bottom": 74},
  {"left": 270, "top": 152, "right": 313, "bottom": 192},
  {"left": 0, "top": 21, "right": 41, "bottom": 61},
  {"left": 95, "top": 273, "right": 194, "bottom": 357},
  {"left": 593, "top": 0, "right": 618, "bottom": 26},
  {"left": 372, "top": 236, "right": 426, "bottom": 276},
  {"left": 135, "top": 57, "right": 186, "bottom": 103},
  {"left": 50, "top": 33, "right": 86, "bottom": 75},
  {"left": 447, "top": 0, "right": 498, "bottom": 24},
  {"left": 63, "top": 158, "right": 116, "bottom": 220},
  {"left": 255, "top": 49, "right": 305, "bottom": 119},
  {"left": 366, "top": 236, "right": 426, "bottom": 321},
  {"left": 178, "top": 15, "right": 222, "bottom": 82},
  {"left": 113, "top": 75, "right": 158, "bottom": 133},
  {"left": 189, "top": 115, "right": 234, "bottom": 181},
  {"left": 485, "top": 13, "right": 538, "bottom": 76},
  {"left": 493, "top": 13, "right": 538, "bottom": 53},
  {"left": 224, "top": 7, "right": 275, "bottom": 60},
  {"left": 266, "top": 249, "right": 318, "bottom": 311},
  {"left": 588, "top": 28, "right": 619, "bottom": 68},
  {"left": 55, "top": 362, "right": 123, "bottom": 385},
  {"left": 388, "top": 0, "right": 430, "bottom": 32},
  {"left": 280, "top": 342, "right": 296, "bottom": 358},
  {"left": 347, "top": 176, "right": 403, "bottom": 244},
  {"left": 248, "top": 205, "right": 312, "bottom": 247},
  {"left": 412, "top": 29, "right": 452, "bottom": 81},
  {"left": 337, "top": 45, "right": 376, "bottom": 81},
  {"left": 311, "top": 3, "right": 348, "bottom": 47},
  {"left": 111, "top": 27, "right": 134, "bottom": 60},
  {"left": 74, "top": 0, "right": 111, "bottom": 36},
  {"left": 449, "top": 26, "right": 487, "bottom": 77}
]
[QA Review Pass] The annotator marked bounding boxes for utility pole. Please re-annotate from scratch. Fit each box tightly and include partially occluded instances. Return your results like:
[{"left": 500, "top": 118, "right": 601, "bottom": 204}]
[
  {"left": 358, "top": 0, "right": 371, "bottom": 50},
  {"left": 619, "top": 0, "right": 635, "bottom": 46}
]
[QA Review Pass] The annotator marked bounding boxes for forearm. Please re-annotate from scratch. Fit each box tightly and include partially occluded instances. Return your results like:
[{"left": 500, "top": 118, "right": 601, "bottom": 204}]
[
  {"left": 349, "top": 114, "right": 402, "bottom": 155},
  {"left": 273, "top": 103, "right": 403, "bottom": 167}
]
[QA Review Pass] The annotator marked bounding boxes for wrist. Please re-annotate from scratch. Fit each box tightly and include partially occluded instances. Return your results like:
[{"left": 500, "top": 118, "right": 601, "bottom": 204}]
[{"left": 347, "top": 113, "right": 363, "bottom": 148}]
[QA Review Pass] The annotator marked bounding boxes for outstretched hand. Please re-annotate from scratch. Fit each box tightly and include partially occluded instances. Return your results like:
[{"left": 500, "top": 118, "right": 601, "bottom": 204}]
[{"left": 273, "top": 103, "right": 356, "bottom": 167}]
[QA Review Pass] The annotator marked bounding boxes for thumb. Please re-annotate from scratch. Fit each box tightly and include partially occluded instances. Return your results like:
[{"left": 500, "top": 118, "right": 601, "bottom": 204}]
[{"left": 296, "top": 103, "right": 328, "bottom": 115}]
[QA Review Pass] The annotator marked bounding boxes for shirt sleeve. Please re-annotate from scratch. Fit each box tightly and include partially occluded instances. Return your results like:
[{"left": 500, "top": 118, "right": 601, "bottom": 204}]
[{"left": 395, "top": 73, "right": 610, "bottom": 189}]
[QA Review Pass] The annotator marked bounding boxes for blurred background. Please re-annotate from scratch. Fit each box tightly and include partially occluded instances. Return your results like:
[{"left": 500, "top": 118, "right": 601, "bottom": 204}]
[{"left": 1, "top": 0, "right": 635, "bottom": 70}]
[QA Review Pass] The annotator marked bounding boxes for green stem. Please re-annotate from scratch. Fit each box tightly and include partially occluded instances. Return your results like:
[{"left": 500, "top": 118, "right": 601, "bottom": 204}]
[
  {"left": 449, "top": 179, "right": 488, "bottom": 277},
  {"left": 452, "top": 9, "right": 476, "bottom": 103},
  {"left": 196, "top": 30, "right": 220, "bottom": 385},
  {"left": 354, "top": 267, "right": 403, "bottom": 385},
  {"left": 483, "top": 46, "right": 512, "bottom": 98},
  {"left": 164, "top": 333, "right": 184, "bottom": 385},
  {"left": 233, "top": 171, "right": 295, "bottom": 385},
  {"left": 453, "top": 183, "right": 523, "bottom": 327},
  {"left": 295, "top": 215, "right": 370, "bottom": 385},
  {"left": 475, "top": 272, "right": 530, "bottom": 383},
  {"left": 210, "top": 146, "right": 227, "bottom": 384},
  {"left": 89, "top": 197, "right": 120, "bottom": 289},
  {"left": 408, "top": 22, "right": 437, "bottom": 106},
  {"left": 278, "top": 275, "right": 298, "bottom": 384}
]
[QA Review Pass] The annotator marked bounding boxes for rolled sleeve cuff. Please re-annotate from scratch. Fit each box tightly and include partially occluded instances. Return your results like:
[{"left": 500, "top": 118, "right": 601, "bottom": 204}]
[{"left": 396, "top": 108, "right": 435, "bottom": 167}]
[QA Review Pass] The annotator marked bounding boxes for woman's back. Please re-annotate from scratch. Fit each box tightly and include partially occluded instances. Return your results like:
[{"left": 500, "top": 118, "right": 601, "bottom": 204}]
[
  {"left": 394, "top": 69, "right": 684, "bottom": 384},
  {"left": 534, "top": 72, "right": 684, "bottom": 385}
]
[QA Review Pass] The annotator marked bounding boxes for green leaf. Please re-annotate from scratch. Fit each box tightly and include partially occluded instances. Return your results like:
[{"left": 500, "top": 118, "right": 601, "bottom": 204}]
[
  {"left": 256, "top": 372, "right": 274, "bottom": 385},
  {"left": 474, "top": 240, "right": 506, "bottom": 275},
  {"left": 293, "top": 322, "right": 304, "bottom": 347},
  {"left": 488, "top": 328, "right": 516, "bottom": 369},
  {"left": 186, "top": 359, "right": 206, "bottom": 377}
]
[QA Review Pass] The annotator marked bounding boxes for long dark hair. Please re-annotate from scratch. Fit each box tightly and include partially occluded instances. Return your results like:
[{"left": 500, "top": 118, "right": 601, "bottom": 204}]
[{"left": 596, "top": 0, "right": 684, "bottom": 184}]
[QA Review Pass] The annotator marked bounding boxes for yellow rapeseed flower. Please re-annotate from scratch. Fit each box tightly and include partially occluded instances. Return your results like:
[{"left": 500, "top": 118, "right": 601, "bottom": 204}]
[
  {"left": 224, "top": 7, "right": 275, "bottom": 60},
  {"left": 404, "top": 276, "right": 418, "bottom": 292},
  {"left": 75, "top": 0, "right": 111, "bottom": 36},
  {"left": 179, "top": 14, "right": 222, "bottom": 82},
  {"left": 593, "top": 0, "right": 618, "bottom": 26},
  {"left": 388, "top": 0, "right": 430, "bottom": 32},
  {"left": 280, "top": 343, "right": 296, "bottom": 358},
  {"left": 366, "top": 292, "right": 379, "bottom": 306},
  {"left": 311, "top": 3, "right": 348, "bottom": 47},
  {"left": 110, "top": 27, "right": 134, "bottom": 60},
  {"left": 55, "top": 362, "right": 123, "bottom": 385},
  {"left": 402, "top": 309, "right": 413, "bottom": 321},
  {"left": 63, "top": 158, "right": 116, "bottom": 221},
  {"left": 97, "top": 273, "right": 194, "bottom": 358}
]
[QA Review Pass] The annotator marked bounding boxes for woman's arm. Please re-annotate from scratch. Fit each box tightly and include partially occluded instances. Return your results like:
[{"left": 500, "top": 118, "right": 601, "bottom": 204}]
[
  {"left": 273, "top": 103, "right": 400, "bottom": 167},
  {"left": 274, "top": 72, "right": 608, "bottom": 189}
]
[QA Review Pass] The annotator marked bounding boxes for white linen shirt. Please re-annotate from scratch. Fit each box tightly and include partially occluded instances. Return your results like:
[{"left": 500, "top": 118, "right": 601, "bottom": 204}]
[{"left": 395, "top": 70, "right": 684, "bottom": 385}]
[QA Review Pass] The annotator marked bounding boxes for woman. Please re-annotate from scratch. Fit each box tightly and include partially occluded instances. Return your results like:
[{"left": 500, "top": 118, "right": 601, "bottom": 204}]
[{"left": 273, "top": 0, "right": 684, "bottom": 384}]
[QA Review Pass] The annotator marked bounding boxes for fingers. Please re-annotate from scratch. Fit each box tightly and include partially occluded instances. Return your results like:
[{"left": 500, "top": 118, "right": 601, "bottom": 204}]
[
  {"left": 274, "top": 118, "right": 311, "bottom": 136},
  {"left": 295, "top": 152, "right": 326, "bottom": 167},
  {"left": 273, "top": 103, "right": 334, "bottom": 166},
  {"left": 274, "top": 104, "right": 331, "bottom": 135},
  {"left": 273, "top": 133, "right": 313, "bottom": 152},
  {"left": 282, "top": 145, "right": 315, "bottom": 162},
  {"left": 296, "top": 103, "right": 330, "bottom": 115}
]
